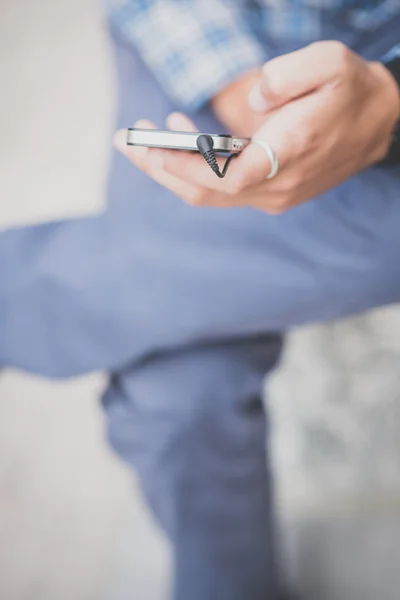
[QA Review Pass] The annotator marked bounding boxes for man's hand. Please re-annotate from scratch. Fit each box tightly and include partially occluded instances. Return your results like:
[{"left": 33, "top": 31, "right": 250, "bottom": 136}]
[
  {"left": 211, "top": 69, "right": 267, "bottom": 137},
  {"left": 115, "top": 41, "right": 400, "bottom": 213}
]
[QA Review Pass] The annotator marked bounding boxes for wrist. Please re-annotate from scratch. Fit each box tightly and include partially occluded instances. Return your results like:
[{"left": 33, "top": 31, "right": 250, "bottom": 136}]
[
  {"left": 367, "top": 60, "right": 400, "bottom": 164},
  {"left": 374, "top": 45, "right": 400, "bottom": 164},
  {"left": 370, "top": 61, "right": 400, "bottom": 127}
]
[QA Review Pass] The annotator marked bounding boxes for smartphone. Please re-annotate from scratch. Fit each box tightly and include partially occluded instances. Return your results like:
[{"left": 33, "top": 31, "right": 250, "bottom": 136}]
[{"left": 127, "top": 128, "right": 250, "bottom": 154}]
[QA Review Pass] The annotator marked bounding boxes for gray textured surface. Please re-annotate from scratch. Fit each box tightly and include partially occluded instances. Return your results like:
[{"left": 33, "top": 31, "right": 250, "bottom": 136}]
[
  {"left": 284, "top": 509, "right": 400, "bottom": 600},
  {"left": 268, "top": 307, "right": 400, "bottom": 600},
  {"left": 0, "top": 0, "right": 113, "bottom": 228},
  {"left": 0, "top": 371, "right": 170, "bottom": 600},
  {"left": 269, "top": 306, "right": 400, "bottom": 514}
]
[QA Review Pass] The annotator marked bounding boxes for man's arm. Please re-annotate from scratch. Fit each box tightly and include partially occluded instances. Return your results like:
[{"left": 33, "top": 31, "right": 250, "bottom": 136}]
[
  {"left": 380, "top": 44, "right": 400, "bottom": 165},
  {"left": 114, "top": 41, "right": 400, "bottom": 213},
  {"left": 103, "top": 0, "right": 266, "bottom": 113}
]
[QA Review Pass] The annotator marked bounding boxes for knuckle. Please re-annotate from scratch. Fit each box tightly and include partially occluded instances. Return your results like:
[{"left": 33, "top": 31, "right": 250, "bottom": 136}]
[
  {"left": 309, "top": 40, "right": 352, "bottom": 76},
  {"left": 328, "top": 40, "right": 352, "bottom": 72},
  {"left": 306, "top": 40, "right": 326, "bottom": 58},
  {"left": 329, "top": 39, "right": 348, "bottom": 56}
]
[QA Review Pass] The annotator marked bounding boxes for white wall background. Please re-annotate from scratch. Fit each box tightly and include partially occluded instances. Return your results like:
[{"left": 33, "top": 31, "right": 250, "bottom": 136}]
[
  {"left": 1, "top": 1, "right": 170, "bottom": 598},
  {"left": 0, "top": 372, "right": 170, "bottom": 600}
]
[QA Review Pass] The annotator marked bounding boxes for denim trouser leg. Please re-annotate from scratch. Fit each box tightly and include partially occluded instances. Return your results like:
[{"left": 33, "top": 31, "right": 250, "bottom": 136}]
[
  {"left": 103, "top": 335, "right": 283, "bottom": 600},
  {"left": 2, "top": 23, "right": 400, "bottom": 377}
]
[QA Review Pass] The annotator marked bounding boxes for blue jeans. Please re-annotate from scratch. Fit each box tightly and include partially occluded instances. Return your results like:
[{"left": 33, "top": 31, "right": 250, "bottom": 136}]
[{"left": 1, "top": 17, "right": 400, "bottom": 600}]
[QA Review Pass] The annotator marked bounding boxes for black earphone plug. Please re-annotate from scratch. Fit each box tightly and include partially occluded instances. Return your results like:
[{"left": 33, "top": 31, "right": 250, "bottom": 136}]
[{"left": 196, "top": 134, "right": 236, "bottom": 179}]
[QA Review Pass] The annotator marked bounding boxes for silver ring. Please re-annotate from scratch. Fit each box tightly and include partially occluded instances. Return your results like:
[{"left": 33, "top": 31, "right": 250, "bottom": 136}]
[{"left": 252, "top": 140, "right": 279, "bottom": 180}]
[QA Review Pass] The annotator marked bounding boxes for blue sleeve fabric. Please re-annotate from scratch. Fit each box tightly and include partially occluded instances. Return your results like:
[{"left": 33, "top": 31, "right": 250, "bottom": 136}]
[{"left": 103, "top": 0, "right": 267, "bottom": 111}]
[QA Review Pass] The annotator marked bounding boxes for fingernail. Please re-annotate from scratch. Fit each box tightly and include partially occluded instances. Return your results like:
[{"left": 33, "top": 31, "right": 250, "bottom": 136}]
[
  {"left": 134, "top": 119, "right": 152, "bottom": 129},
  {"left": 166, "top": 112, "right": 198, "bottom": 133},
  {"left": 248, "top": 85, "right": 270, "bottom": 113},
  {"left": 113, "top": 129, "right": 128, "bottom": 154},
  {"left": 166, "top": 112, "right": 183, "bottom": 128}
]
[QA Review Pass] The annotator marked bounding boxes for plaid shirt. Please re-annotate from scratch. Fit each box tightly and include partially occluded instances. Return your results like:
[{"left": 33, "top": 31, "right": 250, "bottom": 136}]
[{"left": 104, "top": 0, "right": 400, "bottom": 111}]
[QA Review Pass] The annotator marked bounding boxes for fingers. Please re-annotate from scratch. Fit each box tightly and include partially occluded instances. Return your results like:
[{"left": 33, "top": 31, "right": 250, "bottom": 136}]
[
  {"left": 159, "top": 115, "right": 291, "bottom": 194},
  {"left": 166, "top": 111, "right": 198, "bottom": 132},
  {"left": 113, "top": 113, "right": 284, "bottom": 204},
  {"left": 148, "top": 112, "right": 234, "bottom": 192},
  {"left": 249, "top": 40, "right": 353, "bottom": 114},
  {"left": 114, "top": 119, "right": 202, "bottom": 204},
  {"left": 113, "top": 118, "right": 154, "bottom": 166},
  {"left": 119, "top": 113, "right": 229, "bottom": 193},
  {"left": 158, "top": 122, "right": 275, "bottom": 193}
]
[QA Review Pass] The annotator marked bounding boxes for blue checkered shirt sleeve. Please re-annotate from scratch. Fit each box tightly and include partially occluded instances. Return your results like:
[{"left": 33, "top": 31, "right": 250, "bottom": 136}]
[{"left": 104, "top": 0, "right": 267, "bottom": 111}]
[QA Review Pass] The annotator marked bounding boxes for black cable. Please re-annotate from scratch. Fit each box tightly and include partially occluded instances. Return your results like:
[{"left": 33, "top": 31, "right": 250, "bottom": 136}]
[{"left": 196, "top": 134, "right": 237, "bottom": 178}]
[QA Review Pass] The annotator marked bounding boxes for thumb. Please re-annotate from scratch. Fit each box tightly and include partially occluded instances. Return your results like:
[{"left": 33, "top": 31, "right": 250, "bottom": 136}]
[{"left": 249, "top": 41, "right": 348, "bottom": 113}]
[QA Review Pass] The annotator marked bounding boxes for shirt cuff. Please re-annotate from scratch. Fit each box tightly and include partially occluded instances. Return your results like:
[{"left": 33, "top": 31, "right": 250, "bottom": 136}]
[{"left": 156, "top": 34, "right": 267, "bottom": 112}]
